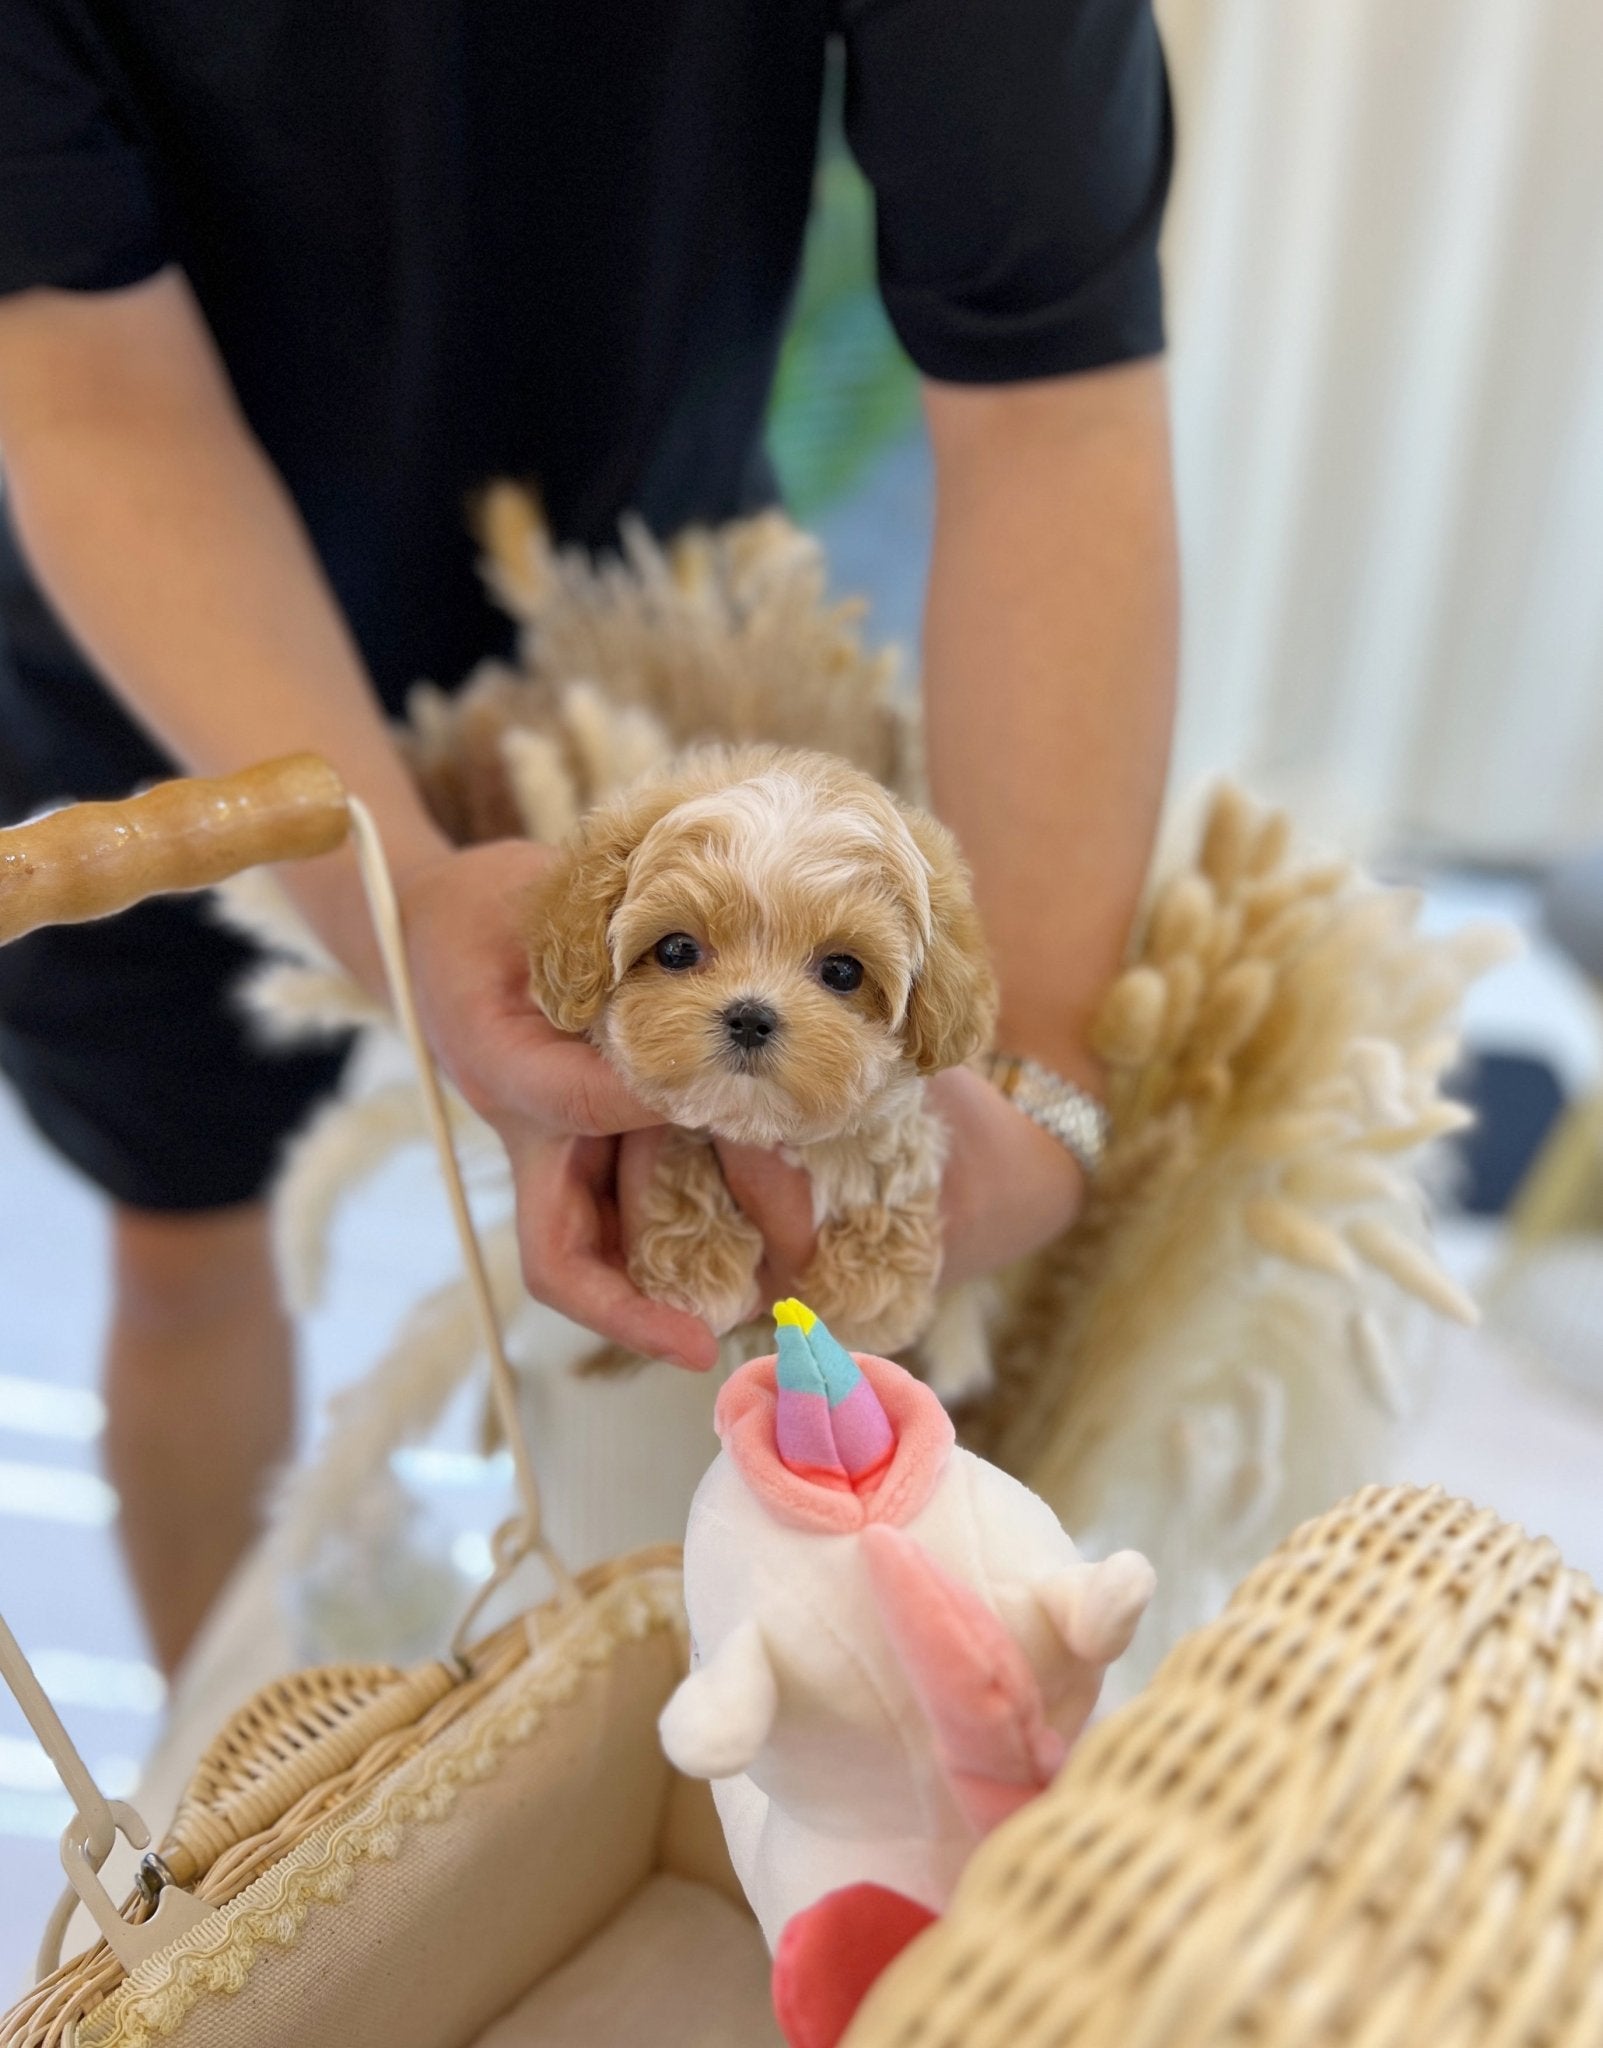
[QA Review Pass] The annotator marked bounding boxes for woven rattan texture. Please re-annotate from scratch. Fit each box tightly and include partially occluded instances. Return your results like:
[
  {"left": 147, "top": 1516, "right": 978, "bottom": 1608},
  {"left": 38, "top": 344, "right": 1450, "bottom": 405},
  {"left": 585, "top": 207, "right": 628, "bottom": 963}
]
[
  {"left": 848, "top": 1485, "right": 1603, "bottom": 2048},
  {"left": 163, "top": 1661, "right": 454, "bottom": 1882},
  {"left": 0, "top": 1550, "right": 681, "bottom": 2048}
]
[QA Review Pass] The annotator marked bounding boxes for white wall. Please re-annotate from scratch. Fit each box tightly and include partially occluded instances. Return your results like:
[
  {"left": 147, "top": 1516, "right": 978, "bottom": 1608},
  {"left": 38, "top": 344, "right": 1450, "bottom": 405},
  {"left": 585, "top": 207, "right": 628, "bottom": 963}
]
[{"left": 1160, "top": 0, "right": 1603, "bottom": 859}]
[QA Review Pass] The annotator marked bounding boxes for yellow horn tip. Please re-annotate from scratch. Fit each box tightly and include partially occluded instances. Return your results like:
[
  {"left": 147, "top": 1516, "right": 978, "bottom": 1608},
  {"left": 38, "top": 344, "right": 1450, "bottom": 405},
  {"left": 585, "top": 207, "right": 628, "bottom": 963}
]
[{"left": 771, "top": 1297, "right": 818, "bottom": 1333}]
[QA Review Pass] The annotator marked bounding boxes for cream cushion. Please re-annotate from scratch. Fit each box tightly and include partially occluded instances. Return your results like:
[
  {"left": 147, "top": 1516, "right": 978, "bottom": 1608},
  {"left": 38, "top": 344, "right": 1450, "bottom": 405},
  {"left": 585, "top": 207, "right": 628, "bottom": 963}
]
[{"left": 475, "top": 1874, "right": 778, "bottom": 2048}]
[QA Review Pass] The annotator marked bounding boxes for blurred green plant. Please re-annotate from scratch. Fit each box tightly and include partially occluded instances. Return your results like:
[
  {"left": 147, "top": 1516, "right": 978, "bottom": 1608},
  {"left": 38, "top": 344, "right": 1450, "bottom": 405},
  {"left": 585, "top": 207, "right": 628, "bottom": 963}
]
[{"left": 768, "top": 62, "right": 919, "bottom": 517}]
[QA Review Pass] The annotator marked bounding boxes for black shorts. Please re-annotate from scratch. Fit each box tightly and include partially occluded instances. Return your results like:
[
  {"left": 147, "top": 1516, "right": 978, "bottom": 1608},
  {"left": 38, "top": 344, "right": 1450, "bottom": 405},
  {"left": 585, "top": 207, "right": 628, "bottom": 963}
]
[
  {"left": 0, "top": 903, "right": 352, "bottom": 1212},
  {"left": 0, "top": 557, "right": 353, "bottom": 1213}
]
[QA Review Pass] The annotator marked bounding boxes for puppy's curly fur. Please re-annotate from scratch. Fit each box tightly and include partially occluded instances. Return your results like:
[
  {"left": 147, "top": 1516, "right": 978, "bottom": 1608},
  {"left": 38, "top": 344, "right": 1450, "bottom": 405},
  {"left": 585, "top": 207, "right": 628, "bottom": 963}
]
[{"left": 521, "top": 745, "right": 996, "bottom": 1351}]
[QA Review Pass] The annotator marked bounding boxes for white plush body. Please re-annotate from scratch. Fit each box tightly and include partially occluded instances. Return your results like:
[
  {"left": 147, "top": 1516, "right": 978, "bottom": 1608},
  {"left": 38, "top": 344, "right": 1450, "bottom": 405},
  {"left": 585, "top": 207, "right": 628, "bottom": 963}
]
[{"left": 661, "top": 1432, "right": 1152, "bottom": 1949}]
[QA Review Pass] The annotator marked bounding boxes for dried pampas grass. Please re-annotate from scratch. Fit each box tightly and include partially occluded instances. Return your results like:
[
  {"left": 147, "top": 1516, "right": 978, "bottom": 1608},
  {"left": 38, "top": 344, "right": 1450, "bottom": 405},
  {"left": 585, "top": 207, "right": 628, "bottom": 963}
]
[
  {"left": 266, "top": 1219, "right": 526, "bottom": 1578},
  {"left": 962, "top": 784, "right": 1517, "bottom": 1683},
  {"left": 401, "top": 486, "right": 919, "bottom": 848}
]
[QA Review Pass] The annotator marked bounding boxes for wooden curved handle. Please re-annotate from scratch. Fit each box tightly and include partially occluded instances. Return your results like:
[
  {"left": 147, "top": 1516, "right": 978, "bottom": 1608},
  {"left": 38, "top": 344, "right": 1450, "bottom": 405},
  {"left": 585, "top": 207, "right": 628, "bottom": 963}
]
[{"left": 0, "top": 754, "right": 350, "bottom": 945}]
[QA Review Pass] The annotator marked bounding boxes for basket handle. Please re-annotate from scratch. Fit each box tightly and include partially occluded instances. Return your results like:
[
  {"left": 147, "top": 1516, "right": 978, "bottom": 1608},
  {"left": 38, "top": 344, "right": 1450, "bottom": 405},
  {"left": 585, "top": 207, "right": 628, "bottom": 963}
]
[
  {"left": 0, "top": 759, "right": 577, "bottom": 1975},
  {"left": 0, "top": 754, "right": 350, "bottom": 943}
]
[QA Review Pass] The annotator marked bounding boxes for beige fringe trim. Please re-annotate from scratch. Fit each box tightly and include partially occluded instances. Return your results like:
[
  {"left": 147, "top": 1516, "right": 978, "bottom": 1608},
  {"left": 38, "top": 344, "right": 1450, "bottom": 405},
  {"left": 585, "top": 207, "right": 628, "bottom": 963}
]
[{"left": 77, "top": 1570, "right": 683, "bottom": 2048}]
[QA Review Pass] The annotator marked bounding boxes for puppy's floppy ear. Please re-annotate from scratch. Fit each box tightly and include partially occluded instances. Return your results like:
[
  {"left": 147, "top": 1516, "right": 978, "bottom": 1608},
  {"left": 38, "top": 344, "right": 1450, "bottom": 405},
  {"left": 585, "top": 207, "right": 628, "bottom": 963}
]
[
  {"left": 520, "top": 780, "right": 681, "bottom": 1035},
  {"left": 899, "top": 807, "right": 999, "bottom": 1075}
]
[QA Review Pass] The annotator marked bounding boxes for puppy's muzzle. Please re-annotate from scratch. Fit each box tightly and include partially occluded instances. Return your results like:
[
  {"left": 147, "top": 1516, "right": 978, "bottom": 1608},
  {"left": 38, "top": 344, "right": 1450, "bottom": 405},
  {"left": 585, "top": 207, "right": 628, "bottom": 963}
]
[{"left": 722, "top": 999, "right": 780, "bottom": 1058}]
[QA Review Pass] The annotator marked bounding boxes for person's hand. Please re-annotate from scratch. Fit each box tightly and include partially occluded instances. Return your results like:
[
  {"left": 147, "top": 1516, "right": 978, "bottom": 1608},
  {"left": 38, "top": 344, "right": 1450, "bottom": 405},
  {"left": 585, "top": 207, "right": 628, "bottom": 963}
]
[
  {"left": 696, "top": 1063, "right": 1089, "bottom": 1310},
  {"left": 398, "top": 840, "right": 720, "bottom": 1370}
]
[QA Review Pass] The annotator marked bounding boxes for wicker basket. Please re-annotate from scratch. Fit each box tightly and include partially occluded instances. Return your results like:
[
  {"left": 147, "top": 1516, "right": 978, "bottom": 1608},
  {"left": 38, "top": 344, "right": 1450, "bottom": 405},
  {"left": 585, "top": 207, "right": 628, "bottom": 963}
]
[{"left": 848, "top": 1482, "right": 1603, "bottom": 2047}]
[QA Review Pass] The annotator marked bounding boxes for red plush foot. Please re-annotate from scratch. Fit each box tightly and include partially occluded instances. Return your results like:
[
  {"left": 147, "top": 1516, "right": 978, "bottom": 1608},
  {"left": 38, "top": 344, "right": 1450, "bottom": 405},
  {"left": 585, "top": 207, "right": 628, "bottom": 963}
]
[{"left": 772, "top": 1884, "right": 939, "bottom": 2048}]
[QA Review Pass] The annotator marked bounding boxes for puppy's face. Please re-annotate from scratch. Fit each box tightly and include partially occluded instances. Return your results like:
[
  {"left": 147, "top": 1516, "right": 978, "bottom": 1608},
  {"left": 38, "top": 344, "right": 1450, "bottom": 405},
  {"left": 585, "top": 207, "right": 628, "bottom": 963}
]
[{"left": 523, "top": 752, "right": 997, "bottom": 1147}]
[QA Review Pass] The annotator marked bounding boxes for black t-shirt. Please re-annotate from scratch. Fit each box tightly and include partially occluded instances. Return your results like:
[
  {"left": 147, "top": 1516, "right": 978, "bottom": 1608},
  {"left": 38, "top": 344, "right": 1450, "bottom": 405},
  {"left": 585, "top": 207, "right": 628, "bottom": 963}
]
[{"left": 0, "top": 0, "right": 1171, "bottom": 800}]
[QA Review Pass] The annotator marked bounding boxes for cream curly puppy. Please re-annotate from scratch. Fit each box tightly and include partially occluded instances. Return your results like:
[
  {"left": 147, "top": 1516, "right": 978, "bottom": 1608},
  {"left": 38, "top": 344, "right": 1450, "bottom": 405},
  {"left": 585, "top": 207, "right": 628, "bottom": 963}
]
[{"left": 521, "top": 746, "right": 996, "bottom": 1354}]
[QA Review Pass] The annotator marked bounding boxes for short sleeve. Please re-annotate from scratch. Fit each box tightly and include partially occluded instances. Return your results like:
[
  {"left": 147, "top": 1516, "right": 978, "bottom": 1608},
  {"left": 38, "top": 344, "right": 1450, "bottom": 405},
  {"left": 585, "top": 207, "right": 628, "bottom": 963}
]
[
  {"left": 0, "top": 0, "right": 166, "bottom": 298},
  {"left": 837, "top": 0, "right": 1172, "bottom": 384}
]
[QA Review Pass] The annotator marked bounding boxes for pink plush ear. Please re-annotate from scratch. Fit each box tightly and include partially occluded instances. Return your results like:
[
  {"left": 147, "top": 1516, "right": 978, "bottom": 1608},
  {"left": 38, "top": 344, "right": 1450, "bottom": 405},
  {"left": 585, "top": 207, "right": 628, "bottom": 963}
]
[
  {"left": 860, "top": 1523, "right": 1065, "bottom": 1834},
  {"left": 772, "top": 1885, "right": 938, "bottom": 2048}
]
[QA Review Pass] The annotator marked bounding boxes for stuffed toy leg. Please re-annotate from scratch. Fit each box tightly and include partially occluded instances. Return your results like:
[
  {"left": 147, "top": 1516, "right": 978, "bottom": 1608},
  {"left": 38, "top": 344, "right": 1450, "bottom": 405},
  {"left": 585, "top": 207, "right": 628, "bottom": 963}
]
[{"left": 659, "top": 1300, "right": 1154, "bottom": 1954}]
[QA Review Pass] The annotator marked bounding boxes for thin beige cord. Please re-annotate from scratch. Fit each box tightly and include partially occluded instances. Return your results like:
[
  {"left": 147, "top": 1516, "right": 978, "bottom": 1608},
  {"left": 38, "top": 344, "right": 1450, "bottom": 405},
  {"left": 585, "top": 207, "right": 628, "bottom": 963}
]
[
  {"left": 345, "top": 798, "right": 580, "bottom": 1615},
  {"left": 0, "top": 1614, "right": 120, "bottom": 1862}
]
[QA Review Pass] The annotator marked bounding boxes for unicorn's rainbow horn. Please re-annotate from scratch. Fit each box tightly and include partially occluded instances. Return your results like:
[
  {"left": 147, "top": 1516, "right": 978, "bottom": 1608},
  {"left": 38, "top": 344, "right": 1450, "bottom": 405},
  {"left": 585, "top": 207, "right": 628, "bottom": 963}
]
[{"left": 773, "top": 1299, "right": 894, "bottom": 1489}]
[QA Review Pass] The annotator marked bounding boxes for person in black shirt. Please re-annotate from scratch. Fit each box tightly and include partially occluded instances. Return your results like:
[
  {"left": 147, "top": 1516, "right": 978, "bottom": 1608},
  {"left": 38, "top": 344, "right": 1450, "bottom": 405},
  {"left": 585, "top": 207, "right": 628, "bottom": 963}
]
[{"left": 0, "top": 0, "right": 1178, "bottom": 1672}]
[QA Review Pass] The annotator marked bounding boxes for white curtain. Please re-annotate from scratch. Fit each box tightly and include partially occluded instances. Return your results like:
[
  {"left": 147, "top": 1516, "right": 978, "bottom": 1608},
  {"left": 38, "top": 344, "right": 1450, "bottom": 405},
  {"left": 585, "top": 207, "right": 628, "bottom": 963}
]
[{"left": 1159, "top": 0, "right": 1603, "bottom": 860}]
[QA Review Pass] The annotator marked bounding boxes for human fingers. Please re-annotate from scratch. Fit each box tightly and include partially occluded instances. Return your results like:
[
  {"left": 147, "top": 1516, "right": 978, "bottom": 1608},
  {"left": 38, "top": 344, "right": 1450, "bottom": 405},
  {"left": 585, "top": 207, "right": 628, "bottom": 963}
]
[
  {"left": 509, "top": 1131, "right": 718, "bottom": 1370},
  {"left": 402, "top": 844, "right": 661, "bottom": 1137},
  {"left": 714, "top": 1140, "right": 819, "bottom": 1297},
  {"left": 487, "top": 1032, "right": 662, "bottom": 1139}
]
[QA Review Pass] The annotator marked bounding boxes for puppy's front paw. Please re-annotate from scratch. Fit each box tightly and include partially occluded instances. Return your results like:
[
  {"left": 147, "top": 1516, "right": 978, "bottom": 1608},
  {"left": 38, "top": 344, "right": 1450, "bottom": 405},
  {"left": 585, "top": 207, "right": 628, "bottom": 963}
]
[
  {"left": 638, "top": 1243, "right": 763, "bottom": 1338},
  {"left": 798, "top": 1194, "right": 942, "bottom": 1356},
  {"left": 627, "top": 1130, "right": 764, "bottom": 1338}
]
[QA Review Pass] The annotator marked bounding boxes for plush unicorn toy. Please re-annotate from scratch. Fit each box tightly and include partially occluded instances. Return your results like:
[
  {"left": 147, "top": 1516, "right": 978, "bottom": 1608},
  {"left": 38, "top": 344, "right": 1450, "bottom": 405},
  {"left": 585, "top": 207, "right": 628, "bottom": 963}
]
[{"left": 660, "top": 1300, "right": 1155, "bottom": 1965}]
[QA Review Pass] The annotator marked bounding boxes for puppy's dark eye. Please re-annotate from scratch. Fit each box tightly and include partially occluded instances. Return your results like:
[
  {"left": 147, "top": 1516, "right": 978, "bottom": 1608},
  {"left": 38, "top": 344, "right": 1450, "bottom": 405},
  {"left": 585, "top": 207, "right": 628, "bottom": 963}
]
[
  {"left": 652, "top": 933, "right": 702, "bottom": 972},
  {"left": 818, "top": 954, "right": 865, "bottom": 994}
]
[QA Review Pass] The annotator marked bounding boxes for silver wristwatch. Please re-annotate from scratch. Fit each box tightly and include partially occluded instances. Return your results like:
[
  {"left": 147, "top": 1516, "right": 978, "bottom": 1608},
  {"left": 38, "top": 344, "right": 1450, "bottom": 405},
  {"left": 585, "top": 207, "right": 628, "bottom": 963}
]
[{"left": 977, "top": 1051, "right": 1110, "bottom": 1177}]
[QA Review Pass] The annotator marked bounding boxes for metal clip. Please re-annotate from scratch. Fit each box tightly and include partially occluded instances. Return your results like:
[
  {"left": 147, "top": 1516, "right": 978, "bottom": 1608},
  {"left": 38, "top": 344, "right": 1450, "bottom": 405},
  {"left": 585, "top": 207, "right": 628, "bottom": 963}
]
[{"left": 60, "top": 1807, "right": 211, "bottom": 1972}]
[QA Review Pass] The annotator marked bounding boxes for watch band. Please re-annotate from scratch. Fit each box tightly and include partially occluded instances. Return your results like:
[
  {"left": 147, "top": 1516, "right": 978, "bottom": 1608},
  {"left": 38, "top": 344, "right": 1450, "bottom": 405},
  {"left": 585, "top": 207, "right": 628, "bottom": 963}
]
[{"left": 977, "top": 1051, "right": 1110, "bottom": 1177}]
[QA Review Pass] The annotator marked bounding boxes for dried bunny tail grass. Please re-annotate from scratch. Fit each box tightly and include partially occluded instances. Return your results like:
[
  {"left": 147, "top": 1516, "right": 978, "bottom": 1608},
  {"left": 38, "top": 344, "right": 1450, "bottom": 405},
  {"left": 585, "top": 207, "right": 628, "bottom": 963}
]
[
  {"left": 1197, "top": 782, "right": 1258, "bottom": 891},
  {"left": 1146, "top": 873, "right": 1216, "bottom": 962},
  {"left": 1446, "top": 917, "right": 1524, "bottom": 977},
  {"left": 1357, "top": 1102, "right": 1477, "bottom": 1153},
  {"left": 1090, "top": 965, "right": 1168, "bottom": 1068},
  {"left": 267, "top": 1221, "right": 526, "bottom": 1576},
  {"left": 1245, "top": 804, "right": 1292, "bottom": 877},
  {"left": 232, "top": 961, "right": 391, "bottom": 1047},
  {"left": 400, "top": 489, "right": 920, "bottom": 840},
  {"left": 271, "top": 1083, "right": 492, "bottom": 1312},
  {"left": 1187, "top": 958, "right": 1276, "bottom": 1065},
  {"left": 500, "top": 727, "right": 581, "bottom": 844},
  {"left": 211, "top": 870, "right": 390, "bottom": 1047},
  {"left": 211, "top": 866, "right": 327, "bottom": 962},
  {"left": 1346, "top": 1306, "right": 1411, "bottom": 1419},
  {"left": 964, "top": 782, "right": 1513, "bottom": 1678},
  {"left": 403, "top": 661, "right": 541, "bottom": 844},
  {"left": 1239, "top": 1109, "right": 1357, "bottom": 1162},
  {"left": 1278, "top": 1152, "right": 1407, "bottom": 1207},
  {"left": 497, "top": 684, "right": 674, "bottom": 842},
  {"left": 474, "top": 478, "right": 556, "bottom": 622},
  {"left": 1153, "top": 952, "right": 1204, "bottom": 1061},
  {"left": 559, "top": 679, "right": 671, "bottom": 792},
  {"left": 1344, "top": 1215, "right": 1479, "bottom": 1325},
  {"left": 1242, "top": 1197, "right": 1359, "bottom": 1279}
]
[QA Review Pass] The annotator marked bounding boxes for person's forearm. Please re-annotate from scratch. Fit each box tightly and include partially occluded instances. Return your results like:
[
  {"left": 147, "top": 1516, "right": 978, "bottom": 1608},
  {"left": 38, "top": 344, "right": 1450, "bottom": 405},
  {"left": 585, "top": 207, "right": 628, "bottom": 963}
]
[
  {"left": 921, "top": 360, "right": 1179, "bottom": 1091},
  {"left": 0, "top": 271, "right": 448, "bottom": 985}
]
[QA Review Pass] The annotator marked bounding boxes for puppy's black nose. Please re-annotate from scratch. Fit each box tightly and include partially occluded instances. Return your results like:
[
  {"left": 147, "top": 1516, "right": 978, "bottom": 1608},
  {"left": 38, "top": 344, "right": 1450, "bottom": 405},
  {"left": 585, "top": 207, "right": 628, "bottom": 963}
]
[{"left": 723, "top": 1000, "right": 779, "bottom": 1052}]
